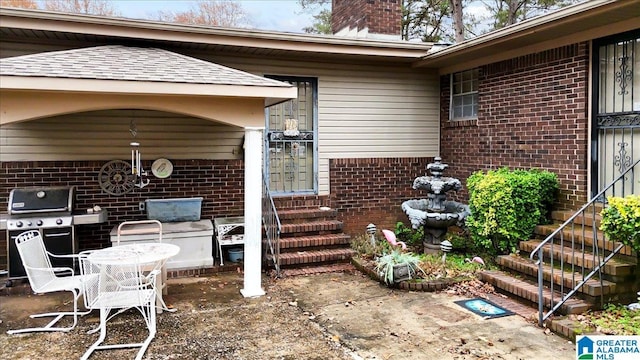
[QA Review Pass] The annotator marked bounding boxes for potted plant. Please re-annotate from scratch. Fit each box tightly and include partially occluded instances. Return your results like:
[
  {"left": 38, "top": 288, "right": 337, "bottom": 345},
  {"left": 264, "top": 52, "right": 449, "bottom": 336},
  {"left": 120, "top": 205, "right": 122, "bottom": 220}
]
[
  {"left": 601, "top": 194, "right": 640, "bottom": 254},
  {"left": 375, "top": 249, "right": 425, "bottom": 285}
]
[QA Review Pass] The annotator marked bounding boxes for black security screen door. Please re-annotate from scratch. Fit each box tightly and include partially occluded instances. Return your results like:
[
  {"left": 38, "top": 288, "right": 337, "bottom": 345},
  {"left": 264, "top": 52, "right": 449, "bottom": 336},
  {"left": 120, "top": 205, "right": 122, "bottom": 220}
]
[{"left": 592, "top": 30, "right": 640, "bottom": 197}]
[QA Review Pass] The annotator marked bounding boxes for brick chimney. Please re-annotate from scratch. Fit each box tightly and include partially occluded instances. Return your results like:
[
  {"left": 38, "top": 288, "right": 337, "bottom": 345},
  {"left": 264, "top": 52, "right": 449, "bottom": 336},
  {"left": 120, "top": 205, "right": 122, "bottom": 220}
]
[{"left": 331, "top": 0, "right": 402, "bottom": 40}]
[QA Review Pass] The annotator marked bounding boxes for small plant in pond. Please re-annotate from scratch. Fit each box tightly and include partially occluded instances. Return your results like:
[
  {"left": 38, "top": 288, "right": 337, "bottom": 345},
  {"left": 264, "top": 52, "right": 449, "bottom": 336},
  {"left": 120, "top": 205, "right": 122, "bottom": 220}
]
[
  {"left": 375, "top": 249, "right": 425, "bottom": 285},
  {"left": 600, "top": 195, "right": 640, "bottom": 253}
]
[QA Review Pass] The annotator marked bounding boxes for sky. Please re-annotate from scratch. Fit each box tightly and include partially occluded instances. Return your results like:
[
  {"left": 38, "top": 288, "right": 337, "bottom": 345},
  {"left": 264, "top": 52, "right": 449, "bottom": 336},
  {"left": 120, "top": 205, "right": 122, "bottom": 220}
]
[{"left": 110, "top": 0, "right": 320, "bottom": 33}]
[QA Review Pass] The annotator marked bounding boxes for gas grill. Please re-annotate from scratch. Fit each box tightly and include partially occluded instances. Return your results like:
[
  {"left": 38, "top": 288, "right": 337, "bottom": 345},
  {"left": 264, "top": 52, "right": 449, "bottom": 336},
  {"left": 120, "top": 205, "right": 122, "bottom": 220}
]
[{"left": 6, "top": 186, "right": 77, "bottom": 280}]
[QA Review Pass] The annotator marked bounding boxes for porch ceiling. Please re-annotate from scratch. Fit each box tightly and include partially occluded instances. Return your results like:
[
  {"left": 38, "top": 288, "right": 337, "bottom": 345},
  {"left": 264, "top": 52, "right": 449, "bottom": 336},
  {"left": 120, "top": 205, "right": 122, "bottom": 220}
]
[{"left": 0, "top": 45, "right": 297, "bottom": 108}]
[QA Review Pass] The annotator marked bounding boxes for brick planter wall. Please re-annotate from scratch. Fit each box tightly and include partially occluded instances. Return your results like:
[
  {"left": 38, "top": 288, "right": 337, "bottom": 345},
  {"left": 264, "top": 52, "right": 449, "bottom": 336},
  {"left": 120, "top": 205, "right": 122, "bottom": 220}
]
[
  {"left": 329, "top": 157, "right": 435, "bottom": 236},
  {"left": 441, "top": 43, "right": 590, "bottom": 210},
  {"left": 0, "top": 159, "right": 245, "bottom": 267}
]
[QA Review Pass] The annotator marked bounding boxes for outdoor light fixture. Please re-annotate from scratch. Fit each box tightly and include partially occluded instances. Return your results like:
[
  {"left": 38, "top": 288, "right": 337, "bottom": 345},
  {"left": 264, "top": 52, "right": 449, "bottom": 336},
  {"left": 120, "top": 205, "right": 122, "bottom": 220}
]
[
  {"left": 440, "top": 240, "right": 452, "bottom": 264},
  {"left": 366, "top": 223, "right": 377, "bottom": 246}
]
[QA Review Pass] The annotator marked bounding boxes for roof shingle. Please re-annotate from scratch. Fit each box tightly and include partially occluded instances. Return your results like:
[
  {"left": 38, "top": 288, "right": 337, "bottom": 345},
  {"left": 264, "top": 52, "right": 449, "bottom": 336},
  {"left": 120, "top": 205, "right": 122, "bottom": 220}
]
[{"left": 0, "top": 45, "right": 290, "bottom": 88}]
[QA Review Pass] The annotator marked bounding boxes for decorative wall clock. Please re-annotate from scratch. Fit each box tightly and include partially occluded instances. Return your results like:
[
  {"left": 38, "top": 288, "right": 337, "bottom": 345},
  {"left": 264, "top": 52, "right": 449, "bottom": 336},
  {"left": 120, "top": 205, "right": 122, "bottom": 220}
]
[{"left": 98, "top": 160, "right": 136, "bottom": 196}]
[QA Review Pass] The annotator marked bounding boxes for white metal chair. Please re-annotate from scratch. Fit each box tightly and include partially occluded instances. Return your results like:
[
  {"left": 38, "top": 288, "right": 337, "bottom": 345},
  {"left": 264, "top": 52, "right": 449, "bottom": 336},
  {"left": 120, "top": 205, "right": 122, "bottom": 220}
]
[
  {"left": 6, "top": 229, "right": 91, "bottom": 334},
  {"left": 79, "top": 248, "right": 158, "bottom": 360},
  {"left": 115, "top": 220, "right": 173, "bottom": 313}
]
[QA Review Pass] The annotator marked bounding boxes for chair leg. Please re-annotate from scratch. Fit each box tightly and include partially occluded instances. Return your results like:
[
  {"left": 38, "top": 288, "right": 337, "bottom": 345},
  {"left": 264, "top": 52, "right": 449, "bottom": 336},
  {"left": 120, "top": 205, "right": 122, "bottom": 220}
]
[
  {"left": 82, "top": 301, "right": 157, "bottom": 360},
  {"left": 81, "top": 307, "right": 109, "bottom": 360},
  {"left": 6, "top": 290, "right": 88, "bottom": 335}
]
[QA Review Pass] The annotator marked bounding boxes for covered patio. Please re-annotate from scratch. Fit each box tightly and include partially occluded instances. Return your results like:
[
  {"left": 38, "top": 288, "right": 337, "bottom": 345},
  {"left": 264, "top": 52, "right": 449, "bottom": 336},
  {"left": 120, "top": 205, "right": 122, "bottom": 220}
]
[{"left": 0, "top": 44, "right": 297, "bottom": 297}]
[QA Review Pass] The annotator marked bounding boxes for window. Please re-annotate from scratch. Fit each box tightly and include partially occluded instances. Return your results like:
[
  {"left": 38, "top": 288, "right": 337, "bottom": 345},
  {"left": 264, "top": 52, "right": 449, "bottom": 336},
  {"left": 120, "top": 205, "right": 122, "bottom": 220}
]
[{"left": 450, "top": 69, "right": 479, "bottom": 120}]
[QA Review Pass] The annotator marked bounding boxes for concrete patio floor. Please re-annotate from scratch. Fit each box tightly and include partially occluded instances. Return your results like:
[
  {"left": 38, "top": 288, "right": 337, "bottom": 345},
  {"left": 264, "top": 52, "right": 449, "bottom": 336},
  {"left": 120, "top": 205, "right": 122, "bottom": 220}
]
[{"left": 0, "top": 270, "right": 576, "bottom": 359}]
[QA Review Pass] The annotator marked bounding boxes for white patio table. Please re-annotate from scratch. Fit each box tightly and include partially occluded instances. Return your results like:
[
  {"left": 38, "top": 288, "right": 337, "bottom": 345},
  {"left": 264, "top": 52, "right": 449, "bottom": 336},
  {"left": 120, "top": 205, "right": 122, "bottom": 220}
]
[{"left": 87, "top": 243, "right": 180, "bottom": 313}]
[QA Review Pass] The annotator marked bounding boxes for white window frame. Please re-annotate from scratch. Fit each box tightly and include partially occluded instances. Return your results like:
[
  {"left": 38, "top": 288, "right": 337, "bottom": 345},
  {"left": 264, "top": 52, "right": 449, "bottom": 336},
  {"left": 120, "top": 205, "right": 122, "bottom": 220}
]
[{"left": 449, "top": 68, "right": 479, "bottom": 120}]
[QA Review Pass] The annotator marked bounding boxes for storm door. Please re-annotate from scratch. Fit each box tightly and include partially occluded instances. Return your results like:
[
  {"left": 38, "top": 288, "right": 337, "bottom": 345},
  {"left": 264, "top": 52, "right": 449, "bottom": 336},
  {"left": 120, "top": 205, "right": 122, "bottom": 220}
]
[
  {"left": 592, "top": 30, "right": 640, "bottom": 198},
  {"left": 265, "top": 76, "right": 317, "bottom": 194}
]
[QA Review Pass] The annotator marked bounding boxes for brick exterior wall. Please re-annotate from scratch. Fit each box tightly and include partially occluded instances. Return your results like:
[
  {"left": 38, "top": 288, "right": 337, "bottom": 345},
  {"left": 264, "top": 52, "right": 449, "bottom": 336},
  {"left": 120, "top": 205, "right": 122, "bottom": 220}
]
[
  {"left": 0, "top": 159, "right": 245, "bottom": 268},
  {"left": 440, "top": 43, "right": 590, "bottom": 211},
  {"left": 329, "top": 157, "right": 435, "bottom": 236},
  {"left": 331, "top": 0, "right": 401, "bottom": 35}
]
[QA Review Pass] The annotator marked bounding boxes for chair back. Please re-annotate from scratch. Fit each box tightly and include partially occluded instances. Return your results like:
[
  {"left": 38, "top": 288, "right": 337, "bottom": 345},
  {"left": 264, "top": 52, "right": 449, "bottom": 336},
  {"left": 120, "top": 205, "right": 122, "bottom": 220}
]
[
  {"left": 116, "top": 220, "right": 163, "bottom": 246},
  {"left": 15, "top": 230, "right": 56, "bottom": 292},
  {"left": 79, "top": 250, "right": 100, "bottom": 310},
  {"left": 81, "top": 248, "right": 153, "bottom": 309}
]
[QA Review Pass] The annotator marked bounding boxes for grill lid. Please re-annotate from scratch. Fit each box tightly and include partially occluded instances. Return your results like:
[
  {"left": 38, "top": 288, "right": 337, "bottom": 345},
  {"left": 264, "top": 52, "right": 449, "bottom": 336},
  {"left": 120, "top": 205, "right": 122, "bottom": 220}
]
[{"left": 8, "top": 186, "right": 75, "bottom": 214}]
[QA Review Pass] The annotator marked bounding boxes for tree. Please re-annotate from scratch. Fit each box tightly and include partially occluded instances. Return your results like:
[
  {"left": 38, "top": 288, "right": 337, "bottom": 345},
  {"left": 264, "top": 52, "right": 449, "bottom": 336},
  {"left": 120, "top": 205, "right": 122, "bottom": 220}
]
[
  {"left": 482, "top": 0, "right": 581, "bottom": 29},
  {"left": 0, "top": 0, "right": 38, "bottom": 9},
  {"left": 298, "top": 0, "right": 331, "bottom": 34},
  {"left": 450, "top": 0, "right": 464, "bottom": 43},
  {"left": 43, "top": 0, "right": 120, "bottom": 16},
  {"left": 402, "top": 0, "right": 450, "bottom": 42},
  {"left": 152, "top": 0, "right": 251, "bottom": 28}
]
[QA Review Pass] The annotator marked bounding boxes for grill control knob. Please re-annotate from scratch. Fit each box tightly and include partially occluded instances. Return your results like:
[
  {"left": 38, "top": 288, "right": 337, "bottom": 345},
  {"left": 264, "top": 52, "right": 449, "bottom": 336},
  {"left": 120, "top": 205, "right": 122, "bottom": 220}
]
[
  {"left": 16, "top": 221, "right": 23, "bottom": 228},
  {"left": 56, "top": 218, "right": 63, "bottom": 225},
  {"left": 26, "top": 221, "right": 33, "bottom": 227},
  {"left": 37, "top": 220, "right": 43, "bottom": 226}
]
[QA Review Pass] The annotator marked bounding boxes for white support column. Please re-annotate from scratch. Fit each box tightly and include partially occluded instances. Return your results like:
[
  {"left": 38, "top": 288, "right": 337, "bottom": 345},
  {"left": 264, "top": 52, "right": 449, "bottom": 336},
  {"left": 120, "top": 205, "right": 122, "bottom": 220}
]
[{"left": 241, "top": 126, "right": 265, "bottom": 298}]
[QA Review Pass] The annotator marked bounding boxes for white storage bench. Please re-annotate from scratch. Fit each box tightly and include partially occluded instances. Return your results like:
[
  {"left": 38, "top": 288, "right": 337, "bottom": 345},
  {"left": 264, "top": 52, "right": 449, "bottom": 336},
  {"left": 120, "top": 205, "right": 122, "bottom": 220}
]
[{"left": 110, "top": 219, "right": 213, "bottom": 270}]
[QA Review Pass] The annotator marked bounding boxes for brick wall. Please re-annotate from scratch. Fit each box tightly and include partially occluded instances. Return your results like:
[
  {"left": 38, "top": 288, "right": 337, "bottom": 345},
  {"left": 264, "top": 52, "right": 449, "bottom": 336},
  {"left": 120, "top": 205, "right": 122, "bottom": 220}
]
[
  {"left": 0, "top": 159, "right": 245, "bottom": 267},
  {"left": 441, "top": 43, "right": 590, "bottom": 210},
  {"left": 329, "top": 157, "right": 435, "bottom": 236},
  {"left": 331, "top": 0, "right": 401, "bottom": 35}
]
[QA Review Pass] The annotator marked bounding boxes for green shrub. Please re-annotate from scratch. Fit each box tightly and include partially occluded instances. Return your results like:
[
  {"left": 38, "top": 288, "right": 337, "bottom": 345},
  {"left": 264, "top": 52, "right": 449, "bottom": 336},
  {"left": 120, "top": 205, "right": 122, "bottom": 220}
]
[
  {"left": 600, "top": 195, "right": 640, "bottom": 252},
  {"left": 394, "top": 221, "right": 423, "bottom": 246},
  {"left": 466, "top": 167, "right": 558, "bottom": 254}
]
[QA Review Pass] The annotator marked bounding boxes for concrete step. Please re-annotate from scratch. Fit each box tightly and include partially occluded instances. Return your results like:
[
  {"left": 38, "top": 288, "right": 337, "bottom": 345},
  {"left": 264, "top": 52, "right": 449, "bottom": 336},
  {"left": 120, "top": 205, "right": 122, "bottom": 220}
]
[
  {"left": 478, "top": 270, "right": 592, "bottom": 315},
  {"left": 277, "top": 248, "right": 357, "bottom": 267},
  {"left": 497, "top": 254, "right": 617, "bottom": 297},
  {"left": 280, "top": 220, "right": 343, "bottom": 236},
  {"left": 534, "top": 224, "right": 635, "bottom": 257},
  {"left": 280, "top": 233, "right": 351, "bottom": 250},
  {"left": 520, "top": 240, "right": 636, "bottom": 277}
]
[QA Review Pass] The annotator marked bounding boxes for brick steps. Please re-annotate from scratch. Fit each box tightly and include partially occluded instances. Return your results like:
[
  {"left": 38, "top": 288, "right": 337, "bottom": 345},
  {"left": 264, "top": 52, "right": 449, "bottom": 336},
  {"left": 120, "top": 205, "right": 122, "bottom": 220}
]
[
  {"left": 278, "top": 208, "right": 337, "bottom": 222},
  {"left": 484, "top": 206, "right": 639, "bottom": 323},
  {"left": 278, "top": 249, "right": 357, "bottom": 266},
  {"left": 520, "top": 240, "right": 635, "bottom": 277},
  {"left": 551, "top": 208, "right": 602, "bottom": 228},
  {"left": 269, "top": 205, "right": 353, "bottom": 276},
  {"left": 280, "top": 233, "right": 351, "bottom": 250},
  {"left": 478, "top": 270, "right": 591, "bottom": 315},
  {"left": 535, "top": 224, "right": 634, "bottom": 257},
  {"left": 280, "top": 220, "right": 343, "bottom": 236},
  {"left": 496, "top": 254, "right": 617, "bottom": 297}
]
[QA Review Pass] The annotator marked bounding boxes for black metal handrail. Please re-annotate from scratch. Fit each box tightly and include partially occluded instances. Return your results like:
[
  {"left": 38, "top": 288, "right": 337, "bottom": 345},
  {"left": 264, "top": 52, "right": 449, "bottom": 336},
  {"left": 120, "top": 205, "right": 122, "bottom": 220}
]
[
  {"left": 530, "top": 158, "right": 639, "bottom": 326},
  {"left": 262, "top": 176, "right": 282, "bottom": 277}
]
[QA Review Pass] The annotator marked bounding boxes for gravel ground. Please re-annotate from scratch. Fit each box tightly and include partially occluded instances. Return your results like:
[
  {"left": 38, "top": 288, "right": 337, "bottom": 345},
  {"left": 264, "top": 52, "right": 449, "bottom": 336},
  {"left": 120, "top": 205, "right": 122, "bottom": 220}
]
[
  {"left": 0, "top": 273, "right": 354, "bottom": 360},
  {"left": 1, "top": 270, "right": 576, "bottom": 360}
]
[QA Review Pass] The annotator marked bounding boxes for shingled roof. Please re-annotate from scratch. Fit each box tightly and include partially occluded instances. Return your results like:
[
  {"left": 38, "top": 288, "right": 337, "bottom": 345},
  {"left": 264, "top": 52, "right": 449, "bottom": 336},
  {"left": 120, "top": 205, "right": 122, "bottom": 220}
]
[{"left": 0, "top": 45, "right": 289, "bottom": 88}]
